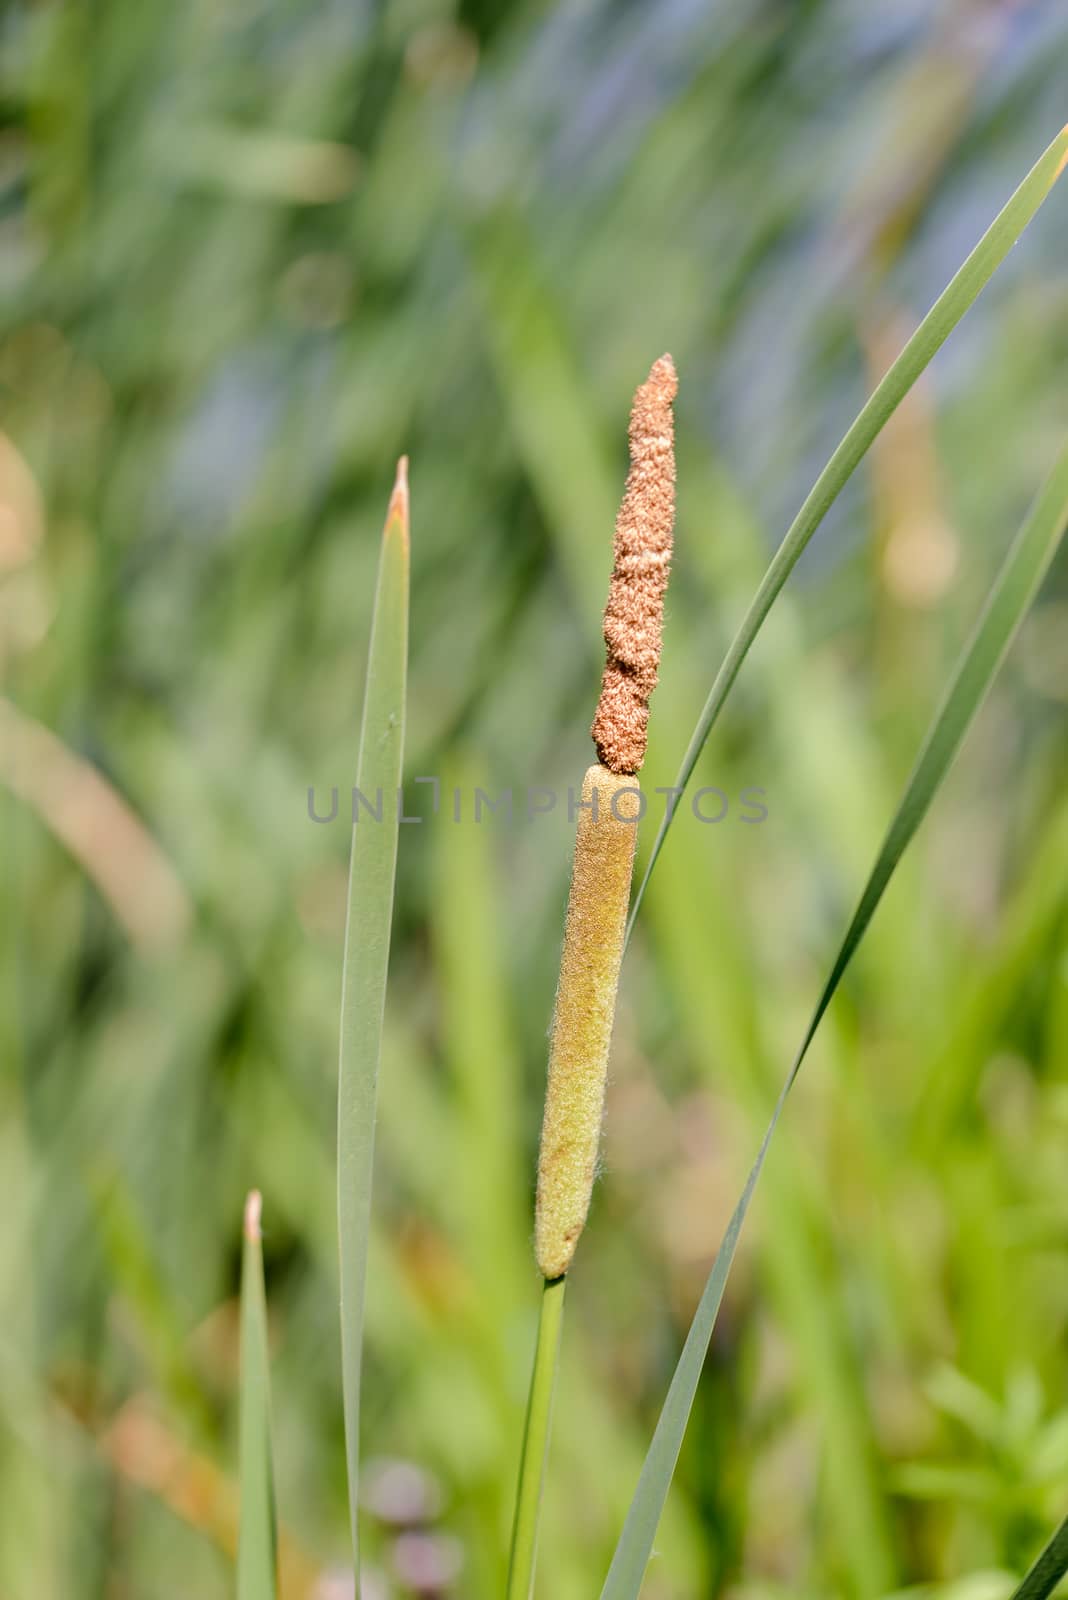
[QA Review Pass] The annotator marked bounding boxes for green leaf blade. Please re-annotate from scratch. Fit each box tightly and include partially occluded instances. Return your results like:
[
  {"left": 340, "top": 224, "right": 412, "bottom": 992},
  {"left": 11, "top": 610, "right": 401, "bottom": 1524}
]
[
  {"left": 237, "top": 1191, "right": 277, "bottom": 1600},
  {"left": 1009, "top": 1514, "right": 1068, "bottom": 1600},
  {"left": 627, "top": 124, "right": 1068, "bottom": 941},
  {"left": 602, "top": 440, "right": 1068, "bottom": 1600},
  {"left": 337, "top": 461, "right": 410, "bottom": 1575}
]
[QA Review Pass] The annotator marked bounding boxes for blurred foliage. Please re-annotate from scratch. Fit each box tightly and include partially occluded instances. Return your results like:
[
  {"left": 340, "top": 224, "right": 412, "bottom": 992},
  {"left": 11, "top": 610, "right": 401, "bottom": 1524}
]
[{"left": 1, "top": 1, "right": 1067, "bottom": 1597}]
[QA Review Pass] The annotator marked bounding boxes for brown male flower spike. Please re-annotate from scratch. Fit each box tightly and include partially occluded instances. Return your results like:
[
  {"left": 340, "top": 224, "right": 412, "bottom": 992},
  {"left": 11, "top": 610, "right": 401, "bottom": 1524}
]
[
  {"left": 535, "top": 355, "right": 677, "bottom": 1282},
  {"left": 592, "top": 352, "right": 677, "bottom": 776}
]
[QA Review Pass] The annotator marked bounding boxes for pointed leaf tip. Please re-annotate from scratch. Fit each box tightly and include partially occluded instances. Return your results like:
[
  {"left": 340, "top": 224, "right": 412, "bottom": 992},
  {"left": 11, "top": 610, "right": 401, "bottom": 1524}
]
[
  {"left": 238, "top": 1185, "right": 276, "bottom": 1599},
  {"left": 388, "top": 456, "right": 410, "bottom": 537},
  {"left": 338, "top": 448, "right": 411, "bottom": 1573},
  {"left": 244, "top": 1190, "right": 262, "bottom": 1241}
]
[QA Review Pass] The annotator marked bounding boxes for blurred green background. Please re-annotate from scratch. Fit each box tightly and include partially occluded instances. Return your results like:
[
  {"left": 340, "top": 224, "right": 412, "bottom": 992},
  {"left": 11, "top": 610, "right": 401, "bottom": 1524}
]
[{"left": 2, "top": 1, "right": 1068, "bottom": 1597}]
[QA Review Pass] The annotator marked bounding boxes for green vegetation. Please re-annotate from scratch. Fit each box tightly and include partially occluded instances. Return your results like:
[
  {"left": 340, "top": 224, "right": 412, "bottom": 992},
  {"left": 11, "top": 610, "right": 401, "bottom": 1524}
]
[
  {"left": 337, "top": 462, "right": 409, "bottom": 1580},
  {"left": 602, "top": 435, "right": 1068, "bottom": 1600},
  {"left": 239, "top": 1192, "right": 277, "bottom": 1600},
  {"left": 3, "top": 5, "right": 1068, "bottom": 1599}
]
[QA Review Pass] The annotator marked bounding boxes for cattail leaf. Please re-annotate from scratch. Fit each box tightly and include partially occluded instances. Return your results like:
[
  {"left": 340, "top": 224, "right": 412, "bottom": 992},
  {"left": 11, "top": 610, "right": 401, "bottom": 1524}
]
[
  {"left": 338, "top": 461, "right": 410, "bottom": 1575},
  {"left": 627, "top": 123, "right": 1068, "bottom": 939},
  {"left": 1008, "top": 1514, "right": 1068, "bottom": 1600},
  {"left": 601, "top": 440, "right": 1068, "bottom": 1600},
  {"left": 237, "top": 1192, "right": 276, "bottom": 1600}
]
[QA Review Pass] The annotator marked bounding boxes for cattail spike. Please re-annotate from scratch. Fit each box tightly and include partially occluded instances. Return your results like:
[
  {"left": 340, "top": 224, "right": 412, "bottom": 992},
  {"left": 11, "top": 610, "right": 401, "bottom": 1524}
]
[
  {"left": 535, "top": 765, "right": 641, "bottom": 1280},
  {"left": 534, "top": 357, "right": 679, "bottom": 1281},
  {"left": 592, "top": 353, "right": 677, "bottom": 776}
]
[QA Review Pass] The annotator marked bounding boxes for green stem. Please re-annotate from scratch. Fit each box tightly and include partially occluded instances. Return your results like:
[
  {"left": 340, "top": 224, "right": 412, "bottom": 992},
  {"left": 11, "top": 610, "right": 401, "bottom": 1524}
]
[{"left": 507, "top": 1276, "right": 567, "bottom": 1600}]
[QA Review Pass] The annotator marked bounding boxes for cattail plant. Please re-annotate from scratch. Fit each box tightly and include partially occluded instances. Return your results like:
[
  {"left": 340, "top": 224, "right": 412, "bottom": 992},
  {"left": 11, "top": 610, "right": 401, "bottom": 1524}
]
[
  {"left": 508, "top": 355, "right": 677, "bottom": 1600},
  {"left": 226, "top": 127, "right": 1068, "bottom": 1600}
]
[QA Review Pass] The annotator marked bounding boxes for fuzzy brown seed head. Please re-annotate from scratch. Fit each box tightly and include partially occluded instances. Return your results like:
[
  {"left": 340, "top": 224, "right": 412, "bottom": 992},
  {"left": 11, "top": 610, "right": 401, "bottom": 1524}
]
[{"left": 592, "top": 354, "right": 677, "bottom": 775}]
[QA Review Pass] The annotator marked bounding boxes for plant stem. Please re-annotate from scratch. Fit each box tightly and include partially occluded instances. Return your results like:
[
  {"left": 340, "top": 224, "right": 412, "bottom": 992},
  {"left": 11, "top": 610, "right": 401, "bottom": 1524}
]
[{"left": 507, "top": 1276, "right": 567, "bottom": 1600}]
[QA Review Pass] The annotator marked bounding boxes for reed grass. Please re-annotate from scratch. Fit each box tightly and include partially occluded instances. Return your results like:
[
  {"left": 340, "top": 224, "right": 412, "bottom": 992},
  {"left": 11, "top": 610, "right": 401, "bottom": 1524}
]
[
  {"left": 627, "top": 121, "right": 1068, "bottom": 941},
  {"left": 336, "top": 460, "right": 410, "bottom": 1578},
  {"left": 500, "top": 131, "right": 1068, "bottom": 1599},
  {"left": 228, "top": 132, "right": 1068, "bottom": 1599},
  {"left": 13, "top": 12, "right": 1068, "bottom": 1596},
  {"left": 601, "top": 436, "right": 1068, "bottom": 1599},
  {"left": 237, "top": 1191, "right": 276, "bottom": 1600}
]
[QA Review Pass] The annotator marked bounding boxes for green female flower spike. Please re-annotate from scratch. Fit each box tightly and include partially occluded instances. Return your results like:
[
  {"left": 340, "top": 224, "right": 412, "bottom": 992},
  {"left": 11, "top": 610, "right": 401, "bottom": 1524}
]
[{"left": 535, "top": 354, "right": 677, "bottom": 1280}]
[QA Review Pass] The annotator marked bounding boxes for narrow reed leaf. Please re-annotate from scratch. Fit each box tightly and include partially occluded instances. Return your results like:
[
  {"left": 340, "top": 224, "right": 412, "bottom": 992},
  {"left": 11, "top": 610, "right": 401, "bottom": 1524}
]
[
  {"left": 238, "top": 1191, "right": 276, "bottom": 1600},
  {"left": 506, "top": 1276, "right": 567, "bottom": 1600},
  {"left": 627, "top": 124, "right": 1068, "bottom": 940},
  {"left": 602, "top": 440, "right": 1068, "bottom": 1600},
  {"left": 337, "top": 460, "right": 410, "bottom": 1575},
  {"left": 1008, "top": 1513, "right": 1068, "bottom": 1600}
]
